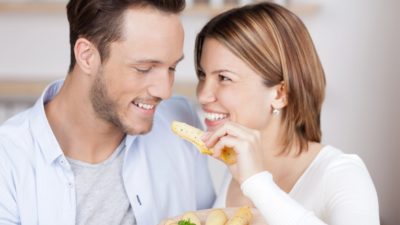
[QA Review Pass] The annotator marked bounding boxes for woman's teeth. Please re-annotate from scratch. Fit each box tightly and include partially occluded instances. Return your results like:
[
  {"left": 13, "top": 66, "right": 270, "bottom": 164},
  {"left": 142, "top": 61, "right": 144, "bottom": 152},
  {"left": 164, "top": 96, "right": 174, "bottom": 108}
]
[
  {"left": 134, "top": 102, "right": 155, "bottom": 110},
  {"left": 205, "top": 112, "right": 228, "bottom": 121}
]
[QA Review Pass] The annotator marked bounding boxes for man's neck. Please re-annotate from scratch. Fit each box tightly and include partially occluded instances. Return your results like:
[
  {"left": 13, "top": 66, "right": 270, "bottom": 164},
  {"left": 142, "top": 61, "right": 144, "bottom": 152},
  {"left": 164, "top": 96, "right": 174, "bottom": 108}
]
[{"left": 45, "top": 77, "right": 125, "bottom": 164}]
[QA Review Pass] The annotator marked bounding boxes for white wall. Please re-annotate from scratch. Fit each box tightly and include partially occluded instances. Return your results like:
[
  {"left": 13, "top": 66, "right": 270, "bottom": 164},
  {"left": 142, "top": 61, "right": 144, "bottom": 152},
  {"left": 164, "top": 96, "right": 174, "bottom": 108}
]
[
  {"left": 299, "top": 0, "right": 400, "bottom": 224},
  {"left": 0, "top": 12, "right": 69, "bottom": 80},
  {"left": 0, "top": 12, "right": 208, "bottom": 82},
  {"left": 1, "top": 1, "right": 399, "bottom": 224}
]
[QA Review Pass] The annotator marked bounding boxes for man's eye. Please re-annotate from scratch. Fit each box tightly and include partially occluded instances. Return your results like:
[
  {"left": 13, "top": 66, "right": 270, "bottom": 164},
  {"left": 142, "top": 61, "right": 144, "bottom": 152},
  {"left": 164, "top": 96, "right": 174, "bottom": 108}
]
[
  {"left": 219, "top": 74, "right": 232, "bottom": 82},
  {"left": 135, "top": 67, "right": 152, "bottom": 74},
  {"left": 169, "top": 67, "right": 176, "bottom": 72}
]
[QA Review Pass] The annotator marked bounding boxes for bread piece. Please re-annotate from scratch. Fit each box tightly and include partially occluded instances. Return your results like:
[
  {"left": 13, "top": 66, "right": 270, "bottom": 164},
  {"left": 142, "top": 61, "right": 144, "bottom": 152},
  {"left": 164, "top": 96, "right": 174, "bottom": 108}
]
[
  {"left": 225, "top": 206, "right": 253, "bottom": 225},
  {"left": 205, "top": 209, "right": 228, "bottom": 225},
  {"left": 171, "top": 121, "right": 213, "bottom": 154},
  {"left": 171, "top": 121, "right": 237, "bottom": 165}
]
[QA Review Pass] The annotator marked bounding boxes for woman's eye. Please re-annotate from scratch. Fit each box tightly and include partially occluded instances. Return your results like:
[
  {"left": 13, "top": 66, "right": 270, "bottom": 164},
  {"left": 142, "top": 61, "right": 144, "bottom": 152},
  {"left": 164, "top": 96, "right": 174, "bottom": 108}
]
[
  {"left": 197, "top": 70, "right": 206, "bottom": 81},
  {"left": 135, "top": 67, "right": 152, "bottom": 74},
  {"left": 219, "top": 74, "right": 232, "bottom": 82}
]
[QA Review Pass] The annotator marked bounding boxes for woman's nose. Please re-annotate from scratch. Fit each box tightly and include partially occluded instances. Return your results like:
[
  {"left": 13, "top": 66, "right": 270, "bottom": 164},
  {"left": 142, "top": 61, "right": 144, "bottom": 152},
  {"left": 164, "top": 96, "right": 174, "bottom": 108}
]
[{"left": 197, "top": 80, "right": 217, "bottom": 104}]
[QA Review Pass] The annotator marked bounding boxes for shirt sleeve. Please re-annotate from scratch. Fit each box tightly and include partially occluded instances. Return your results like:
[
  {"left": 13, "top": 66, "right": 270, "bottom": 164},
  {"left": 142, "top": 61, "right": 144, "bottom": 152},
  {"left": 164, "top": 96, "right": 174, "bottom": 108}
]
[
  {"left": 0, "top": 146, "right": 20, "bottom": 225},
  {"left": 241, "top": 157, "right": 379, "bottom": 225},
  {"left": 241, "top": 172, "right": 327, "bottom": 225}
]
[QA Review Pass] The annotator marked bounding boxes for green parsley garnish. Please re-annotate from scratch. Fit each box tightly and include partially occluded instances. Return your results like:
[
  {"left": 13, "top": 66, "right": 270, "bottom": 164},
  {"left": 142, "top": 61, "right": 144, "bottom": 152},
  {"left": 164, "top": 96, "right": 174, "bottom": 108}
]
[{"left": 177, "top": 219, "right": 196, "bottom": 225}]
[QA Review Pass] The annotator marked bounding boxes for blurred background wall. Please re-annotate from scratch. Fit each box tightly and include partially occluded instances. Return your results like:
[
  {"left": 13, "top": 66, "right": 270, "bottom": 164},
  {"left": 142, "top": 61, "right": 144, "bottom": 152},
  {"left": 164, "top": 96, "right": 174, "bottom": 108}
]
[{"left": 0, "top": 0, "right": 399, "bottom": 224}]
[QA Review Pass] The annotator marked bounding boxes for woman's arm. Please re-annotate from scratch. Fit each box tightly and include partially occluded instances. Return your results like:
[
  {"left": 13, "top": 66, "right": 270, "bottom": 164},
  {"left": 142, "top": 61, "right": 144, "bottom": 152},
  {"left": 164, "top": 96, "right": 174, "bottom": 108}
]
[
  {"left": 242, "top": 172, "right": 327, "bottom": 225},
  {"left": 202, "top": 122, "right": 379, "bottom": 225},
  {"left": 241, "top": 158, "right": 380, "bottom": 225}
]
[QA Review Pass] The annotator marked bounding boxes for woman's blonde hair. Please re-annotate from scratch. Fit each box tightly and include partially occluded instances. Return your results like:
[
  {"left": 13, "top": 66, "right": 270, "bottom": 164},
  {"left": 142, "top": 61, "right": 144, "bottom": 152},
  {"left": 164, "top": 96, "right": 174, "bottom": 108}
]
[{"left": 195, "top": 2, "right": 326, "bottom": 154}]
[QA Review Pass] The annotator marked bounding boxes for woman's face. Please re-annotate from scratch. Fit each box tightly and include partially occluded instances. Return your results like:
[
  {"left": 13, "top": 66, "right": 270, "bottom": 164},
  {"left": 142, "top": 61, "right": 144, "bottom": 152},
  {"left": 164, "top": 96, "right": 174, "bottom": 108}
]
[{"left": 197, "top": 38, "right": 277, "bottom": 131}]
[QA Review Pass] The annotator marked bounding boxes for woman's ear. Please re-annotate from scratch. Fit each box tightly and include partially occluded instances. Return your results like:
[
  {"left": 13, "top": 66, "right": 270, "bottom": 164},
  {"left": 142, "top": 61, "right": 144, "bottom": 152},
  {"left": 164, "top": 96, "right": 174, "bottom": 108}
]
[
  {"left": 73, "top": 38, "right": 100, "bottom": 75},
  {"left": 271, "top": 82, "right": 287, "bottom": 109}
]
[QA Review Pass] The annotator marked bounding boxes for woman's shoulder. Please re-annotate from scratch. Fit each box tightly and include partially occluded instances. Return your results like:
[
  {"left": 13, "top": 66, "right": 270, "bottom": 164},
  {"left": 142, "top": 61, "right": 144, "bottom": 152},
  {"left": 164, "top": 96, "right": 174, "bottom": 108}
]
[
  {"left": 315, "top": 146, "right": 379, "bottom": 219},
  {"left": 301, "top": 145, "right": 374, "bottom": 190},
  {"left": 315, "top": 145, "right": 368, "bottom": 172},
  {"left": 310, "top": 145, "right": 376, "bottom": 194}
]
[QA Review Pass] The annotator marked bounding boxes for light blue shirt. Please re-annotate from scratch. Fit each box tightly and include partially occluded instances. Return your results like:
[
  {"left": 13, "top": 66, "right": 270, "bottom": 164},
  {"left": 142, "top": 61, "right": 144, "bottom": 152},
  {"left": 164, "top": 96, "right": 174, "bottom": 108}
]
[{"left": 0, "top": 80, "right": 215, "bottom": 225}]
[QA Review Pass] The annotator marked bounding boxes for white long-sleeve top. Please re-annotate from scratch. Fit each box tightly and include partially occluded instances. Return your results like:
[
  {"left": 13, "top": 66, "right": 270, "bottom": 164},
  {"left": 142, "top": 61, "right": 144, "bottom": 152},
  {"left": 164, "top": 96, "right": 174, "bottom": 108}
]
[{"left": 213, "top": 146, "right": 380, "bottom": 225}]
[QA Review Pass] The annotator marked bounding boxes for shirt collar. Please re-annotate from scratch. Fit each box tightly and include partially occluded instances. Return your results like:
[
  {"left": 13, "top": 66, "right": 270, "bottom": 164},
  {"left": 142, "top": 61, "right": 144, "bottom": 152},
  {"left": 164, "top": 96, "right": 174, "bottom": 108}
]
[
  {"left": 125, "top": 135, "right": 135, "bottom": 150},
  {"left": 30, "top": 80, "right": 138, "bottom": 165},
  {"left": 30, "top": 79, "right": 65, "bottom": 164}
]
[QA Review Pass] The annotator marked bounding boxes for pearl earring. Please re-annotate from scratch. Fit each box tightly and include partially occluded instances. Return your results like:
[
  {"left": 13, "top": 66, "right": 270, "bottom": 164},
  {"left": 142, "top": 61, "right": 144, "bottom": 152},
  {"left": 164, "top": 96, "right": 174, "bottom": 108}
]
[{"left": 272, "top": 108, "right": 280, "bottom": 116}]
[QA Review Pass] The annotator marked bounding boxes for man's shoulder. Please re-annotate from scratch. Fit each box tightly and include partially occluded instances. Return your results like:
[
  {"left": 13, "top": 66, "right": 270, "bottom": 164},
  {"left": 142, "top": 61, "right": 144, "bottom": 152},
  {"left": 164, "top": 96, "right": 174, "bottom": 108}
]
[
  {"left": 1, "top": 110, "right": 30, "bottom": 138},
  {"left": 0, "top": 109, "right": 36, "bottom": 163}
]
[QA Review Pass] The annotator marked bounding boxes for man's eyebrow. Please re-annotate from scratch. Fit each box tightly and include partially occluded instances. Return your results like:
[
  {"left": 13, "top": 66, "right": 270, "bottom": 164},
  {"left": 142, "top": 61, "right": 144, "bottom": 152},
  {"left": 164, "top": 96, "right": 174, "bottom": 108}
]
[
  {"left": 133, "top": 59, "right": 162, "bottom": 64},
  {"left": 131, "top": 55, "right": 184, "bottom": 65}
]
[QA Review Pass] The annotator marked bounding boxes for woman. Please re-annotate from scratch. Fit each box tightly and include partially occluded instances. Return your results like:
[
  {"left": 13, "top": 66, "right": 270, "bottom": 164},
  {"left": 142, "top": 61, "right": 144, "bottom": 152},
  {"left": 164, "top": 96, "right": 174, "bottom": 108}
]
[{"left": 195, "top": 2, "right": 379, "bottom": 225}]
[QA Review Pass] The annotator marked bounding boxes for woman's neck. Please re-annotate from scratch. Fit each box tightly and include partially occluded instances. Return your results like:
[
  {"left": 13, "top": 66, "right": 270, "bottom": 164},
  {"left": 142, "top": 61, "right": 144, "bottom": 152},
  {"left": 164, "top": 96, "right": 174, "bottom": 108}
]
[{"left": 263, "top": 141, "right": 323, "bottom": 193}]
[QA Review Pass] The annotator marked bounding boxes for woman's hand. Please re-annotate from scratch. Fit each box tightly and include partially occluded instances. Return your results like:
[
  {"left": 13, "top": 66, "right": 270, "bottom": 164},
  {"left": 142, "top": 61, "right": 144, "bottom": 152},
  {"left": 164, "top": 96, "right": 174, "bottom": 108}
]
[{"left": 202, "top": 121, "right": 265, "bottom": 184}]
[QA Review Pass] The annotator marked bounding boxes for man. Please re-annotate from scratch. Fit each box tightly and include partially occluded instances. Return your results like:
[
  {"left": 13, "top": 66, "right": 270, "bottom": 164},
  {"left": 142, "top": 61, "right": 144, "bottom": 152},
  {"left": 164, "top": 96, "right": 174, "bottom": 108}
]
[{"left": 0, "top": 0, "right": 215, "bottom": 224}]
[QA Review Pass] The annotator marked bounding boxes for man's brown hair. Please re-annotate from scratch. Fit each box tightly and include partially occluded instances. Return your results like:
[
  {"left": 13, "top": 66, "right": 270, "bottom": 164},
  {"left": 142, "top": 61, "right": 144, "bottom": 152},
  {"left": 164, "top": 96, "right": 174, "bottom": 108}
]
[{"left": 66, "top": 0, "right": 185, "bottom": 72}]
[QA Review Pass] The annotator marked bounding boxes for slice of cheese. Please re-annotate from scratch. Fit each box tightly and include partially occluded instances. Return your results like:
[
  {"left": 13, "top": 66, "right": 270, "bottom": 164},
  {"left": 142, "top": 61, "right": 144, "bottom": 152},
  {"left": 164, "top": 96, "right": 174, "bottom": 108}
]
[{"left": 171, "top": 121, "right": 237, "bottom": 165}]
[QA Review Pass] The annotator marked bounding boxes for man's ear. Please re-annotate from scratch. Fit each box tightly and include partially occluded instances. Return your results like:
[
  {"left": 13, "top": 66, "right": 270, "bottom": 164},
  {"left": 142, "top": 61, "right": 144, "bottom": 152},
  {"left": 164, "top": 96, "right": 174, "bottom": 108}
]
[
  {"left": 271, "top": 82, "right": 287, "bottom": 109},
  {"left": 73, "top": 38, "right": 100, "bottom": 75}
]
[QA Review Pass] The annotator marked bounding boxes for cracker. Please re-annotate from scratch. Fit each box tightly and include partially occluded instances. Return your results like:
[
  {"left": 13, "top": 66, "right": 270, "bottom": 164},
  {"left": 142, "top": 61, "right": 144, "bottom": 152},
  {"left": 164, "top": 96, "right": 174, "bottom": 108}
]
[
  {"left": 171, "top": 121, "right": 213, "bottom": 155},
  {"left": 171, "top": 121, "right": 237, "bottom": 165}
]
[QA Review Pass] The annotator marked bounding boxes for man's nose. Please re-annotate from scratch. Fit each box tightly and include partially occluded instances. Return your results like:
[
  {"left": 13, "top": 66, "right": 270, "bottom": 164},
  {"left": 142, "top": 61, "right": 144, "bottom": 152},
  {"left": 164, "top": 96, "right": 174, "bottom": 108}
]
[{"left": 147, "top": 70, "right": 174, "bottom": 100}]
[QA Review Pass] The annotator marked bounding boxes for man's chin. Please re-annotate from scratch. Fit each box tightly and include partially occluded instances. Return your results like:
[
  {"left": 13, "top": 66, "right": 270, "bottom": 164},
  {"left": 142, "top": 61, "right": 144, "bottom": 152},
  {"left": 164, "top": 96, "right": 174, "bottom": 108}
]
[{"left": 125, "top": 123, "right": 153, "bottom": 135}]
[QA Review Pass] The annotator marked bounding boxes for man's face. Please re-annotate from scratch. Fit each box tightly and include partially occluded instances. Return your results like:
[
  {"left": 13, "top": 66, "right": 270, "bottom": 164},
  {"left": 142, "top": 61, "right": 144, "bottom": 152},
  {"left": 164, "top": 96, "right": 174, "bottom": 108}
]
[{"left": 90, "top": 7, "right": 184, "bottom": 135}]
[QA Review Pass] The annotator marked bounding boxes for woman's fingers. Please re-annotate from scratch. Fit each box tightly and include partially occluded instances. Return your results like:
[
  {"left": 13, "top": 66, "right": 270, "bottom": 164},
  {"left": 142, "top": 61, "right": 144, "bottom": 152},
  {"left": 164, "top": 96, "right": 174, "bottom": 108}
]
[
  {"left": 202, "top": 122, "right": 255, "bottom": 148},
  {"left": 212, "top": 135, "right": 264, "bottom": 183},
  {"left": 204, "top": 122, "right": 265, "bottom": 183},
  {"left": 212, "top": 136, "right": 238, "bottom": 158}
]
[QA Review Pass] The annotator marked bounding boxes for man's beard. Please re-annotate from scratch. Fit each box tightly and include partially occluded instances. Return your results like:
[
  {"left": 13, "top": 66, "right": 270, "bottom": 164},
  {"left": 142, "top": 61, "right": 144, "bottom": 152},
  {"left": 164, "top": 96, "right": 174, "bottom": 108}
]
[{"left": 89, "top": 69, "right": 129, "bottom": 133}]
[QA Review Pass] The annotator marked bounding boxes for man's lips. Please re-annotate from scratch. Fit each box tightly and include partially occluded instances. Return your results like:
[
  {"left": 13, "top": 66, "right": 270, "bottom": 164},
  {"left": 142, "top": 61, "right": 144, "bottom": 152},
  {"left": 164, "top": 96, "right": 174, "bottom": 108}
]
[{"left": 132, "top": 101, "right": 155, "bottom": 110}]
